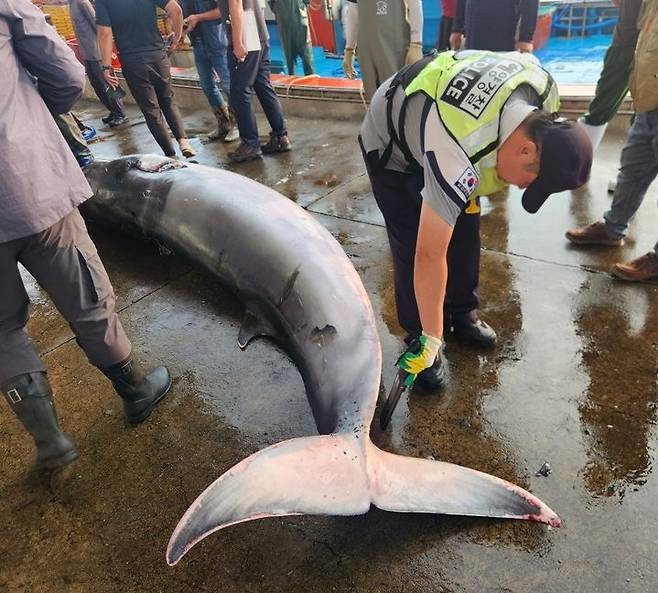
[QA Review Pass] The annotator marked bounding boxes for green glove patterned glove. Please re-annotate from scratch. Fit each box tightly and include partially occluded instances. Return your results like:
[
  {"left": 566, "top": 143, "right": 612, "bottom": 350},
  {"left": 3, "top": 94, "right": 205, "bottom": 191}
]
[{"left": 396, "top": 332, "right": 442, "bottom": 387}]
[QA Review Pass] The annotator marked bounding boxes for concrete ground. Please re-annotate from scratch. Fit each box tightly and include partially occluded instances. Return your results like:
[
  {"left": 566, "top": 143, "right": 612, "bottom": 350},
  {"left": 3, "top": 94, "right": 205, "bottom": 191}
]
[{"left": 1, "top": 100, "right": 657, "bottom": 593}]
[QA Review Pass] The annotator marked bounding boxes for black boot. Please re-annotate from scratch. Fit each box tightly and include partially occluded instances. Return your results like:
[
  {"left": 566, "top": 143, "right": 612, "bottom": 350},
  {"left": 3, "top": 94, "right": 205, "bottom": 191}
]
[
  {"left": 404, "top": 335, "right": 448, "bottom": 392},
  {"left": 1, "top": 372, "right": 78, "bottom": 470},
  {"left": 448, "top": 311, "right": 497, "bottom": 348},
  {"left": 415, "top": 350, "right": 448, "bottom": 391},
  {"left": 101, "top": 358, "right": 172, "bottom": 424}
]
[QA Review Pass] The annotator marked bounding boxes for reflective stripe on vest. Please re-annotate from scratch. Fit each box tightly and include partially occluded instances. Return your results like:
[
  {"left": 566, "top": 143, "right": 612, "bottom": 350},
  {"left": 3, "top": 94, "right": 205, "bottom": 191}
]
[{"left": 404, "top": 50, "right": 560, "bottom": 197}]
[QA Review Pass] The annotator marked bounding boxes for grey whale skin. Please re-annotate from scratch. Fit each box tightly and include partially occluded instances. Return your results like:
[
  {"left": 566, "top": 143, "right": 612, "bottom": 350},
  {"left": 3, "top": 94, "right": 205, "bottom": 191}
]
[{"left": 81, "top": 155, "right": 561, "bottom": 566}]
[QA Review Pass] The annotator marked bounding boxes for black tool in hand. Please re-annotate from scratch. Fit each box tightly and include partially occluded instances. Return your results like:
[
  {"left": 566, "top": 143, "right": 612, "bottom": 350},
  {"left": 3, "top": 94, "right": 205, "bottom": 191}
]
[{"left": 379, "top": 368, "right": 410, "bottom": 430}]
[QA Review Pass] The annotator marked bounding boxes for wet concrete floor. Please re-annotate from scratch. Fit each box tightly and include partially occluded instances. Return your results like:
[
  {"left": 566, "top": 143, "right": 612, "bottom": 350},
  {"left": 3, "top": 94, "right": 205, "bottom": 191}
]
[{"left": 1, "top": 101, "right": 657, "bottom": 593}]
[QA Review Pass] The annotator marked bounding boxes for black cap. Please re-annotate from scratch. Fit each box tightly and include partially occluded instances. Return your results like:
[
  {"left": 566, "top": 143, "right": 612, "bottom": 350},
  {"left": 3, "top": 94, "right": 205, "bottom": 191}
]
[{"left": 522, "top": 121, "right": 593, "bottom": 214}]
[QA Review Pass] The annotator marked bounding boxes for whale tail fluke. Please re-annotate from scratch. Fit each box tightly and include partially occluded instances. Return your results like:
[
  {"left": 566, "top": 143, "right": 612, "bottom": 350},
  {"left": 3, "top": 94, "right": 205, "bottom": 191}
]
[
  {"left": 166, "top": 434, "right": 371, "bottom": 565},
  {"left": 367, "top": 443, "right": 561, "bottom": 527},
  {"left": 167, "top": 435, "right": 560, "bottom": 565}
]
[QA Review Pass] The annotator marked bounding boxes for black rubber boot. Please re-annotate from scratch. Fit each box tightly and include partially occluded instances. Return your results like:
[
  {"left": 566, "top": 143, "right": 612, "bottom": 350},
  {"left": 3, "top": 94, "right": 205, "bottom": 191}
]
[
  {"left": 101, "top": 358, "right": 172, "bottom": 424},
  {"left": 1, "top": 372, "right": 78, "bottom": 470},
  {"left": 448, "top": 311, "right": 497, "bottom": 349}
]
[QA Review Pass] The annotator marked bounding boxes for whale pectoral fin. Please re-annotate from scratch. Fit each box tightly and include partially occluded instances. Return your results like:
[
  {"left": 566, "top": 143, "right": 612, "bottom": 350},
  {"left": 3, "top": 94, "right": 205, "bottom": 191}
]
[
  {"left": 367, "top": 443, "right": 561, "bottom": 527},
  {"left": 166, "top": 435, "right": 371, "bottom": 565},
  {"left": 237, "top": 309, "right": 275, "bottom": 350}
]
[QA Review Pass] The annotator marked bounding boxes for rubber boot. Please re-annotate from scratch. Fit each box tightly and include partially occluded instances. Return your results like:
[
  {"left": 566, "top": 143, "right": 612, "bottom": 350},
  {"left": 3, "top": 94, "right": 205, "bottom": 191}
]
[
  {"left": 100, "top": 358, "right": 172, "bottom": 424},
  {"left": 1, "top": 372, "right": 78, "bottom": 470},
  {"left": 223, "top": 106, "right": 240, "bottom": 143},
  {"left": 208, "top": 106, "right": 230, "bottom": 142}
]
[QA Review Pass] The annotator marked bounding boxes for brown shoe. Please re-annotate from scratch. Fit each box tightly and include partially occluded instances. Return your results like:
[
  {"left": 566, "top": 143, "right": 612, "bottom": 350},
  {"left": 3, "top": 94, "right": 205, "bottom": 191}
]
[
  {"left": 228, "top": 141, "right": 262, "bottom": 163},
  {"left": 565, "top": 221, "right": 623, "bottom": 246},
  {"left": 611, "top": 252, "right": 658, "bottom": 282},
  {"left": 261, "top": 134, "right": 291, "bottom": 154}
]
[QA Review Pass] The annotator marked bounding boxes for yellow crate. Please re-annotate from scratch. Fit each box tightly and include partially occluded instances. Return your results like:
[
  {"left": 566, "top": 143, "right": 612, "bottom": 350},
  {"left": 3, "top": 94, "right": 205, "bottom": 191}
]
[{"left": 40, "top": 5, "right": 75, "bottom": 39}]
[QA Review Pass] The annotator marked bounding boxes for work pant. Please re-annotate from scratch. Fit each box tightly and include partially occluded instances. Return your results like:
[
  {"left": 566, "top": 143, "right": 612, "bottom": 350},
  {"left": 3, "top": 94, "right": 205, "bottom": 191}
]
[
  {"left": 121, "top": 57, "right": 187, "bottom": 157},
  {"left": 274, "top": 5, "right": 314, "bottom": 76},
  {"left": 192, "top": 42, "right": 230, "bottom": 109},
  {"left": 0, "top": 209, "right": 132, "bottom": 385},
  {"left": 603, "top": 110, "right": 658, "bottom": 254},
  {"left": 54, "top": 112, "right": 92, "bottom": 162},
  {"left": 227, "top": 43, "right": 287, "bottom": 148},
  {"left": 582, "top": 0, "right": 642, "bottom": 126},
  {"left": 366, "top": 164, "right": 480, "bottom": 336},
  {"left": 84, "top": 59, "right": 126, "bottom": 119}
]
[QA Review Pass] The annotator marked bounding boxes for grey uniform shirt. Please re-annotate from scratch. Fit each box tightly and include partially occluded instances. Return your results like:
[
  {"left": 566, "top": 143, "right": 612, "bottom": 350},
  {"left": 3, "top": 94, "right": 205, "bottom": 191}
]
[
  {"left": 0, "top": 0, "right": 92, "bottom": 244},
  {"left": 68, "top": 0, "right": 101, "bottom": 62},
  {"left": 360, "top": 53, "right": 541, "bottom": 227}
]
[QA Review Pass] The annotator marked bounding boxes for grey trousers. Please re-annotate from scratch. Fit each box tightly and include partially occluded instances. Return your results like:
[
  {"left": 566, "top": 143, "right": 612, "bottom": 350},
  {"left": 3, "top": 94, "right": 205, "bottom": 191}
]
[
  {"left": 0, "top": 209, "right": 132, "bottom": 385},
  {"left": 604, "top": 110, "right": 658, "bottom": 254}
]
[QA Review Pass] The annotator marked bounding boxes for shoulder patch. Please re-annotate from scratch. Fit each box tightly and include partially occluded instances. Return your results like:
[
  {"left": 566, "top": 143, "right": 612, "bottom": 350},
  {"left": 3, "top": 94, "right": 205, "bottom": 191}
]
[{"left": 454, "top": 167, "right": 478, "bottom": 200}]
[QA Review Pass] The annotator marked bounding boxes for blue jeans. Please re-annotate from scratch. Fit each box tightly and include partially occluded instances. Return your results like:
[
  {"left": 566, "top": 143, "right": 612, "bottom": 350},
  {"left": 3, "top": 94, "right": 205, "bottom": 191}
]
[
  {"left": 604, "top": 110, "right": 658, "bottom": 254},
  {"left": 192, "top": 42, "right": 230, "bottom": 109},
  {"left": 227, "top": 43, "right": 287, "bottom": 149}
]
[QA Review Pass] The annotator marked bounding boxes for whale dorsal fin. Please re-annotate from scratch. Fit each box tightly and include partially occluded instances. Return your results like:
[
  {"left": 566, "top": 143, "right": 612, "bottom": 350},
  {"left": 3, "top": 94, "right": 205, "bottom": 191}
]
[{"left": 238, "top": 308, "right": 275, "bottom": 350}]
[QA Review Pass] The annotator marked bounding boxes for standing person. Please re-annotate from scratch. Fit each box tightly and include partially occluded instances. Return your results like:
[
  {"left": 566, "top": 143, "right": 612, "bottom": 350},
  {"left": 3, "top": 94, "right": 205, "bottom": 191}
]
[
  {"left": 179, "top": 0, "right": 239, "bottom": 142},
  {"left": 565, "top": 0, "right": 658, "bottom": 283},
  {"left": 219, "top": 0, "right": 292, "bottom": 163},
  {"left": 342, "top": 0, "right": 424, "bottom": 100},
  {"left": 579, "top": 0, "right": 643, "bottom": 152},
  {"left": 270, "top": 0, "right": 314, "bottom": 75},
  {"left": 450, "top": 0, "right": 539, "bottom": 52},
  {"left": 68, "top": 0, "right": 128, "bottom": 127},
  {"left": 96, "top": 0, "right": 197, "bottom": 158},
  {"left": 437, "top": 0, "right": 456, "bottom": 50},
  {"left": 360, "top": 51, "right": 591, "bottom": 389},
  {"left": 0, "top": 0, "right": 172, "bottom": 473}
]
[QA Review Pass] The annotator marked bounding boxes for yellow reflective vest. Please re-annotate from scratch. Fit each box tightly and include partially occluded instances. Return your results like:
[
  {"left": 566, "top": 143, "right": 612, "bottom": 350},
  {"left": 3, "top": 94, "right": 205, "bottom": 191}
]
[{"left": 404, "top": 51, "right": 560, "bottom": 198}]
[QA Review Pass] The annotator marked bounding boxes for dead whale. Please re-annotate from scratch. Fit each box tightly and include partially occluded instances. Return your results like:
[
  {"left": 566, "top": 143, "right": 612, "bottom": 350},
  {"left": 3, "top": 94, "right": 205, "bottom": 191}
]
[{"left": 81, "top": 155, "right": 561, "bottom": 566}]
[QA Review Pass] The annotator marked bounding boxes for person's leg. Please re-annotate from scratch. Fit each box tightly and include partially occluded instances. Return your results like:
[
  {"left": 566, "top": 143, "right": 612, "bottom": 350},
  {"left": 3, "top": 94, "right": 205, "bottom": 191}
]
[
  {"left": 147, "top": 58, "right": 190, "bottom": 149},
  {"left": 0, "top": 240, "right": 45, "bottom": 385},
  {"left": 54, "top": 112, "right": 93, "bottom": 165},
  {"left": 209, "top": 46, "right": 232, "bottom": 99},
  {"left": 85, "top": 60, "right": 126, "bottom": 119},
  {"left": 567, "top": 111, "right": 658, "bottom": 246},
  {"left": 228, "top": 48, "right": 262, "bottom": 158},
  {"left": 278, "top": 22, "right": 296, "bottom": 75},
  {"left": 445, "top": 205, "right": 480, "bottom": 317},
  {"left": 444, "top": 201, "right": 496, "bottom": 347},
  {"left": 19, "top": 209, "right": 171, "bottom": 423},
  {"left": 122, "top": 61, "right": 177, "bottom": 156},
  {"left": 193, "top": 43, "right": 226, "bottom": 109},
  {"left": 604, "top": 112, "right": 658, "bottom": 236},
  {"left": 368, "top": 164, "right": 447, "bottom": 390},
  {"left": 253, "top": 44, "right": 287, "bottom": 137},
  {"left": 0, "top": 237, "right": 77, "bottom": 469}
]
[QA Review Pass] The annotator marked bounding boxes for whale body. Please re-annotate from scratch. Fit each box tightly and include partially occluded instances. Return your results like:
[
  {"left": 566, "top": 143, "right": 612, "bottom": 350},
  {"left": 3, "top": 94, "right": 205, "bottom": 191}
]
[{"left": 82, "top": 155, "right": 560, "bottom": 566}]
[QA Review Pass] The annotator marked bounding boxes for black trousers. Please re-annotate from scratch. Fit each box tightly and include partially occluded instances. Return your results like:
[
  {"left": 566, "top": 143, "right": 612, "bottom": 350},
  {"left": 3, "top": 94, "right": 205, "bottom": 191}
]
[
  {"left": 436, "top": 16, "right": 454, "bottom": 51},
  {"left": 227, "top": 43, "right": 287, "bottom": 148},
  {"left": 366, "top": 163, "right": 480, "bottom": 336},
  {"left": 121, "top": 57, "right": 186, "bottom": 156},
  {"left": 85, "top": 60, "right": 126, "bottom": 119}
]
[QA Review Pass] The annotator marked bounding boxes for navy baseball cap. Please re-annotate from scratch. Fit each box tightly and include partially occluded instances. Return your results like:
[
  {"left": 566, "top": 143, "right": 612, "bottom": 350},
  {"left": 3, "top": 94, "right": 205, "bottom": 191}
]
[{"left": 522, "top": 120, "right": 593, "bottom": 214}]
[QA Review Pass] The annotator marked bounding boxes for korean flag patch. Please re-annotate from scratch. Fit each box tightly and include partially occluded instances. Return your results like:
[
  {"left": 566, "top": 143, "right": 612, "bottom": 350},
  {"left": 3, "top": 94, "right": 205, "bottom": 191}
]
[{"left": 454, "top": 167, "right": 478, "bottom": 201}]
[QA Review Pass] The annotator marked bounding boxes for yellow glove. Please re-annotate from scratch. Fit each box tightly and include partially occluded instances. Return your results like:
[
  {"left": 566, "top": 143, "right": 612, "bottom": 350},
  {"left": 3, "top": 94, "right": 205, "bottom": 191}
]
[
  {"left": 405, "top": 42, "right": 423, "bottom": 66},
  {"left": 396, "top": 332, "right": 442, "bottom": 386},
  {"left": 343, "top": 48, "right": 356, "bottom": 79}
]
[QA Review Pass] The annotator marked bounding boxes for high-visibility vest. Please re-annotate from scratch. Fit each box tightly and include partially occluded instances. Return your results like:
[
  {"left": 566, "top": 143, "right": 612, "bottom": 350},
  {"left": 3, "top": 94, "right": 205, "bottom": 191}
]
[{"left": 400, "top": 51, "right": 560, "bottom": 197}]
